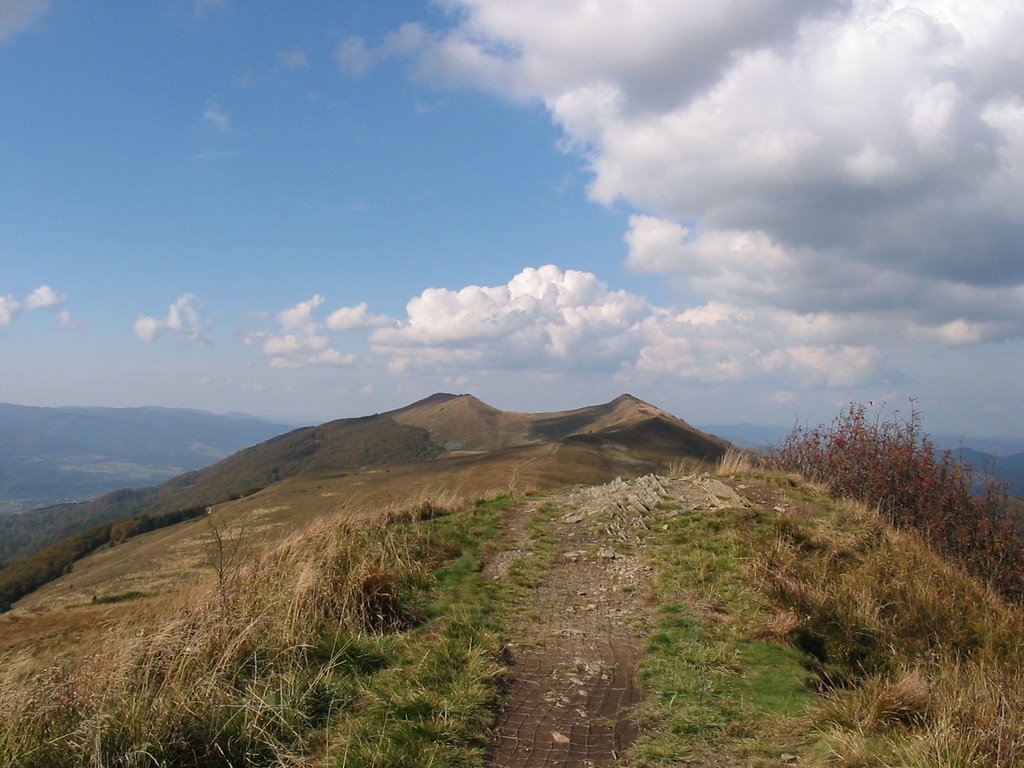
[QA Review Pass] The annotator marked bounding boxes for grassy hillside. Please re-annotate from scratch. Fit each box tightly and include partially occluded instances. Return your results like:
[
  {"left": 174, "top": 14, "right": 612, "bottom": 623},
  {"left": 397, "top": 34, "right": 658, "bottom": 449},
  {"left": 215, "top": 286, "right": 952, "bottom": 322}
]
[
  {"left": 2, "top": 459, "right": 1021, "bottom": 765},
  {"left": 0, "top": 416, "right": 439, "bottom": 568},
  {"left": 2, "top": 393, "right": 724, "bottom": 583},
  {"left": 7, "top": 420, "right": 715, "bottom": 617}
]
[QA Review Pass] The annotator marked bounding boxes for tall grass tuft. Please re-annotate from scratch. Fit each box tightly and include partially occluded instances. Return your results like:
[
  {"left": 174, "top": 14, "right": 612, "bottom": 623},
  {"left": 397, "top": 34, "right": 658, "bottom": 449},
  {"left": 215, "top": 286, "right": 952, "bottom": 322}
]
[
  {"left": 753, "top": 491, "right": 1024, "bottom": 766},
  {"left": 717, "top": 446, "right": 756, "bottom": 475},
  {"left": 0, "top": 494, "right": 499, "bottom": 767}
]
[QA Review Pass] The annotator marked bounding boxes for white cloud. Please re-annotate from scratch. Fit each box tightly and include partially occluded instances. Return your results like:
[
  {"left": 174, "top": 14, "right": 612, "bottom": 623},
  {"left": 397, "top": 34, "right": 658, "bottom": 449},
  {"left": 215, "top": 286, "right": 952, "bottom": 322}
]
[
  {"left": 133, "top": 294, "right": 206, "bottom": 343},
  {"left": 779, "top": 345, "right": 880, "bottom": 388},
  {"left": 365, "top": 264, "right": 891, "bottom": 391},
  {"left": 247, "top": 295, "right": 360, "bottom": 370},
  {"left": 0, "top": 0, "right": 48, "bottom": 43},
  {"left": 203, "top": 100, "right": 230, "bottom": 132},
  {"left": 0, "top": 295, "right": 19, "bottom": 326},
  {"left": 278, "top": 294, "right": 324, "bottom": 331},
  {"left": 371, "top": 265, "right": 650, "bottom": 373},
  {"left": 403, "top": 0, "right": 1024, "bottom": 368},
  {"left": 263, "top": 333, "right": 328, "bottom": 357},
  {"left": 24, "top": 284, "right": 64, "bottom": 309},
  {"left": 0, "top": 285, "right": 72, "bottom": 328},
  {"left": 325, "top": 302, "right": 396, "bottom": 331}
]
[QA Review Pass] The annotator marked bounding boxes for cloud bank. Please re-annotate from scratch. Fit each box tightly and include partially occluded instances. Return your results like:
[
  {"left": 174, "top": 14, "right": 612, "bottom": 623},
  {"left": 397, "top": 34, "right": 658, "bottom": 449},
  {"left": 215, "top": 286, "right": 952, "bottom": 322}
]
[
  {"left": 394, "top": 0, "right": 1024, "bottom": 383},
  {"left": 240, "top": 265, "right": 888, "bottom": 391},
  {"left": 368, "top": 265, "right": 882, "bottom": 388}
]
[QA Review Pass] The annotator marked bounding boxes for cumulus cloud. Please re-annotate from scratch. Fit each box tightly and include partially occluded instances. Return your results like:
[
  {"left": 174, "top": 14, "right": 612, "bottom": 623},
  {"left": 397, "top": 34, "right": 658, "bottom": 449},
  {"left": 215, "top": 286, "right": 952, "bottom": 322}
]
[
  {"left": 24, "top": 284, "right": 64, "bottom": 309},
  {"left": 325, "top": 302, "right": 395, "bottom": 331},
  {"left": 0, "top": 284, "right": 71, "bottom": 328},
  {"left": 400, "top": 0, "right": 1024, "bottom": 374},
  {"left": 363, "top": 264, "right": 883, "bottom": 390},
  {"left": 0, "top": 0, "right": 48, "bottom": 43},
  {"left": 246, "top": 295, "right": 367, "bottom": 369},
  {"left": 278, "top": 294, "right": 324, "bottom": 332},
  {"left": 371, "top": 265, "right": 650, "bottom": 373},
  {"left": 133, "top": 294, "right": 206, "bottom": 343}
]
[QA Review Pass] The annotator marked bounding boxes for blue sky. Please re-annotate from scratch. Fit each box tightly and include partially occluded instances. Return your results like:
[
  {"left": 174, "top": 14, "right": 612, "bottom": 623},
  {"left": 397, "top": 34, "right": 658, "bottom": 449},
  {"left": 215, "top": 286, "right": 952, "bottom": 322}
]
[{"left": 2, "top": 0, "right": 1023, "bottom": 436}]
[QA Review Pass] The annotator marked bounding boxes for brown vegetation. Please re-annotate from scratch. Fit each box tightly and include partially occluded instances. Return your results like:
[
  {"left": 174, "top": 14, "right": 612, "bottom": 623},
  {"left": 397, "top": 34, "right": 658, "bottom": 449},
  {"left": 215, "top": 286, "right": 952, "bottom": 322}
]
[
  {"left": 753, "top": 494, "right": 1024, "bottom": 765},
  {"left": 0, "top": 493, "right": 490, "bottom": 767},
  {"left": 769, "top": 402, "right": 1024, "bottom": 602}
]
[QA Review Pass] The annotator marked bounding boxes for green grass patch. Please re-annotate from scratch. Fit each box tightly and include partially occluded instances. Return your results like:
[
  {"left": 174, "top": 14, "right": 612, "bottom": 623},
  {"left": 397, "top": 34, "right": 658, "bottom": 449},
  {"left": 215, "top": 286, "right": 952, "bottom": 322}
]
[
  {"left": 503, "top": 502, "right": 559, "bottom": 600},
  {"left": 634, "top": 498, "right": 821, "bottom": 767},
  {"left": 329, "top": 496, "right": 515, "bottom": 767}
]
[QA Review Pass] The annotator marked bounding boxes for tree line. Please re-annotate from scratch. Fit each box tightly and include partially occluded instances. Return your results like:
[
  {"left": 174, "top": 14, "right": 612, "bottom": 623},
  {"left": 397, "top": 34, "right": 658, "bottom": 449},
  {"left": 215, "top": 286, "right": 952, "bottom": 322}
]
[{"left": 0, "top": 506, "right": 206, "bottom": 612}]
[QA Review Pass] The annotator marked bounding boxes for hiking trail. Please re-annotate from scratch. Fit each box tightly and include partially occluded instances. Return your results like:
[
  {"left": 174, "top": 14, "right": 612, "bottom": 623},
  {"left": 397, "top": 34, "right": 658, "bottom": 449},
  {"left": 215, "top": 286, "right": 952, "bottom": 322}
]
[{"left": 484, "top": 473, "right": 749, "bottom": 767}]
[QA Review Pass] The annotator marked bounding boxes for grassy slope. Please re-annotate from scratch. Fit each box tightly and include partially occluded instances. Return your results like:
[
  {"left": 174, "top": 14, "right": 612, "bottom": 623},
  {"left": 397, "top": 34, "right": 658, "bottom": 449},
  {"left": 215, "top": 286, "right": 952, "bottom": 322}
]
[
  {"left": 7, "top": 394, "right": 725, "bottom": 615},
  {"left": 4, "top": 392, "right": 725, "bottom": 578},
  {"left": 2, "top": 463, "right": 1023, "bottom": 766}
]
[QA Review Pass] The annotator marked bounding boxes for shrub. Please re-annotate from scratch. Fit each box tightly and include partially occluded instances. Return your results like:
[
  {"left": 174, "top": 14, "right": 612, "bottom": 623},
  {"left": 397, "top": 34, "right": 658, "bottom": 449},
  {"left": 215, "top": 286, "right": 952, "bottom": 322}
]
[{"left": 769, "top": 402, "right": 1024, "bottom": 602}]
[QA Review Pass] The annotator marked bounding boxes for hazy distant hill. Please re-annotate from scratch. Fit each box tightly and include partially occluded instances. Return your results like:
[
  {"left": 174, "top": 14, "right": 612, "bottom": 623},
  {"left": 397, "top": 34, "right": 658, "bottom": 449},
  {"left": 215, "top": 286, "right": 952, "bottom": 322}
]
[
  {"left": 946, "top": 448, "right": 1024, "bottom": 496},
  {"left": 0, "top": 404, "right": 294, "bottom": 514}
]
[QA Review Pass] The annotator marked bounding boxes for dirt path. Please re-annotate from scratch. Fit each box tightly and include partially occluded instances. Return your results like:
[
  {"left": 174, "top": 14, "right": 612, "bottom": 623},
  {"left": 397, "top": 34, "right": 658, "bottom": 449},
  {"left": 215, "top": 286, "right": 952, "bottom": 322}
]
[
  {"left": 484, "top": 474, "right": 749, "bottom": 767},
  {"left": 508, "top": 442, "right": 560, "bottom": 496}
]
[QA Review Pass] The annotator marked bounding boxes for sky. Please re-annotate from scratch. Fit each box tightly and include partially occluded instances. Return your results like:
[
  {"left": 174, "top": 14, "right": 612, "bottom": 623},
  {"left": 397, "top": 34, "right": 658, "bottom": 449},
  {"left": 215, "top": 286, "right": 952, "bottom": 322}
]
[{"left": 1, "top": 0, "right": 1023, "bottom": 436}]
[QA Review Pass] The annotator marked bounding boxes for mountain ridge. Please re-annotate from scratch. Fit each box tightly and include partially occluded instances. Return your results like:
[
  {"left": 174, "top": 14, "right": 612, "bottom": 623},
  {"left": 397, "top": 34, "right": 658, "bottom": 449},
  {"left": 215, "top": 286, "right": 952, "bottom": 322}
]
[{"left": 0, "top": 393, "right": 728, "bottom": 612}]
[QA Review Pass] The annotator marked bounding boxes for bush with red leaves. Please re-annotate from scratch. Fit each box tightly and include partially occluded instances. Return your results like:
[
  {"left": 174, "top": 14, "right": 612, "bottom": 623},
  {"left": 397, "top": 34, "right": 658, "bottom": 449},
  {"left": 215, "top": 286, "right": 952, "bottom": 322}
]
[{"left": 770, "top": 402, "right": 1023, "bottom": 603}]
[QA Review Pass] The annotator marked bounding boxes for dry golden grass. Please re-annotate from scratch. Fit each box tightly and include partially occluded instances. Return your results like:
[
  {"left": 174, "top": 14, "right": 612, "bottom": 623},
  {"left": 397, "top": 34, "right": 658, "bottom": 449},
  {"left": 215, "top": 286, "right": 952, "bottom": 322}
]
[
  {"left": 0, "top": 491, "right": 474, "bottom": 767},
  {"left": 716, "top": 445, "right": 758, "bottom": 474},
  {"left": 8, "top": 437, "right": 663, "bottom": 621},
  {"left": 750, "top": 484, "right": 1024, "bottom": 767}
]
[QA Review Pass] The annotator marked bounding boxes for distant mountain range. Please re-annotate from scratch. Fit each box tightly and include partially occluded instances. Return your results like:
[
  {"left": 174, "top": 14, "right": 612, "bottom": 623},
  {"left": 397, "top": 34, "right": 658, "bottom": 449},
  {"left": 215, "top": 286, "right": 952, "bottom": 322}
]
[{"left": 0, "top": 403, "right": 294, "bottom": 514}]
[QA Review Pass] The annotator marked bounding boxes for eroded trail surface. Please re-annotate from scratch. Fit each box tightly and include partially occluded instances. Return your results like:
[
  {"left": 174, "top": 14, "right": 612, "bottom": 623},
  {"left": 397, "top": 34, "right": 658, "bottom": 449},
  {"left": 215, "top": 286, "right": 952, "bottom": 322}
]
[{"left": 485, "top": 473, "right": 748, "bottom": 767}]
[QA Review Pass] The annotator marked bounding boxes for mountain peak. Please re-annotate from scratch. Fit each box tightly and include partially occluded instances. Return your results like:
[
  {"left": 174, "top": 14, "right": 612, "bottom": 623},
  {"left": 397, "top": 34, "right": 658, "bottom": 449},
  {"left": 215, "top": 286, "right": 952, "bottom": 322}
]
[{"left": 611, "top": 393, "right": 644, "bottom": 404}]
